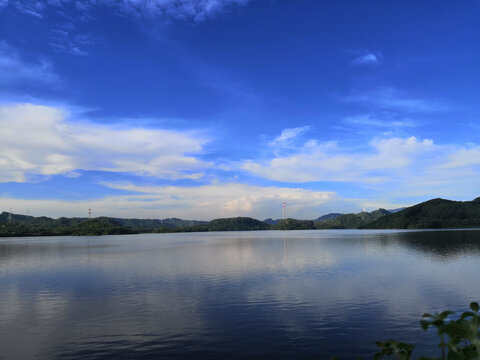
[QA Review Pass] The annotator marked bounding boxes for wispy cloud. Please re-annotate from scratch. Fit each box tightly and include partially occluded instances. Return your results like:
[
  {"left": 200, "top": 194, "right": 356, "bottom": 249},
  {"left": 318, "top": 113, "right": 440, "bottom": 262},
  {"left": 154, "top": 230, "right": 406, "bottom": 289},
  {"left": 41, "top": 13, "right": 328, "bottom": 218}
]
[
  {"left": 12, "top": 0, "right": 44, "bottom": 18},
  {"left": 352, "top": 53, "right": 380, "bottom": 65},
  {"left": 7, "top": 0, "right": 249, "bottom": 22},
  {"left": 116, "top": 0, "right": 249, "bottom": 21},
  {"left": 343, "top": 114, "right": 417, "bottom": 128},
  {"left": 345, "top": 87, "right": 451, "bottom": 114},
  {"left": 0, "top": 103, "right": 211, "bottom": 182},
  {"left": 269, "top": 126, "right": 311, "bottom": 148},
  {"left": 0, "top": 41, "right": 59, "bottom": 84},
  {"left": 49, "top": 25, "right": 102, "bottom": 56}
]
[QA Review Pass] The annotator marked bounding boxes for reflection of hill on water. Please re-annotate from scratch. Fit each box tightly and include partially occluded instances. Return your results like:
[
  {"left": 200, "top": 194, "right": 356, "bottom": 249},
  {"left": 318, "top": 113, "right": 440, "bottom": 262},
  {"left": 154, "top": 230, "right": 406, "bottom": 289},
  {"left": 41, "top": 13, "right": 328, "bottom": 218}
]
[{"left": 396, "top": 230, "right": 480, "bottom": 260}]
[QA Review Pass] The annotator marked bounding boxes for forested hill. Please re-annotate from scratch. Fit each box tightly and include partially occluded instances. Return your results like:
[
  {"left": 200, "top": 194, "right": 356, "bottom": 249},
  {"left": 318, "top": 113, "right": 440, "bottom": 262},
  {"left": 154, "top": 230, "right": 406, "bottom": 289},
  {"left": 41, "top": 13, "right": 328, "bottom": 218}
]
[
  {"left": 364, "top": 197, "right": 480, "bottom": 229},
  {"left": 113, "top": 217, "right": 207, "bottom": 231},
  {"left": 315, "top": 209, "right": 390, "bottom": 229},
  {"left": 0, "top": 213, "right": 269, "bottom": 236},
  {"left": 205, "top": 217, "right": 270, "bottom": 231},
  {"left": 0, "top": 213, "right": 207, "bottom": 237}
]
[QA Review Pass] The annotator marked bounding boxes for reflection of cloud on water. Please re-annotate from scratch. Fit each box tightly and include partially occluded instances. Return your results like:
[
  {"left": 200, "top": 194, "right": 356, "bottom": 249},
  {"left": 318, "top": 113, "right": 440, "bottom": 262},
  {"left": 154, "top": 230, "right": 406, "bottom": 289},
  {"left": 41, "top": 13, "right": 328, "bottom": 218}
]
[
  {"left": 0, "top": 232, "right": 338, "bottom": 277},
  {"left": 0, "top": 282, "right": 207, "bottom": 359}
]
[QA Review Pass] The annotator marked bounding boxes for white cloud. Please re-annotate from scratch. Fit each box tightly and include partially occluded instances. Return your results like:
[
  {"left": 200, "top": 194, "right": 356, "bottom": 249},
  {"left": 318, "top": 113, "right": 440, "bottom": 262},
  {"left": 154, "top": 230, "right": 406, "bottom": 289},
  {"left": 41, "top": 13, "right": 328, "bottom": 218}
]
[
  {"left": 242, "top": 130, "right": 480, "bottom": 199},
  {"left": 0, "top": 103, "right": 211, "bottom": 182},
  {"left": 0, "top": 42, "right": 59, "bottom": 84},
  {"left": 352, "top": 53, "right": 379, "bottom": 65},
  {"left": 443, "top": 147, "right": 480, "bottom": 168},
  {"left": 0, "top": 183, "right": 337, "bottom": 220}
]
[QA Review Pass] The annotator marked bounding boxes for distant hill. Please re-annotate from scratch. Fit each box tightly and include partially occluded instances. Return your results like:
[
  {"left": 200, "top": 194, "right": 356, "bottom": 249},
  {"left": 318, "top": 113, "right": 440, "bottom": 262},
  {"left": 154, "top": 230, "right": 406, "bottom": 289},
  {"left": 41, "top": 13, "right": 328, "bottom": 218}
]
[
  {"left": 113, "top": 217, "right": 207, "bottom": 230},
  {"left": 315, "top": 209, "right": 390, "bottom": 229},
  {"left": 314, "top": 213, "right": 343, "bottom": 222},
  {"left": 206, "top": 217, "right": 270, "bottom": 231},
  {"left": 263, "top": 218, "right": 280, "bottom": 225},
  {"left": 0, "top": 212, "right": 207, "bottom": 237},
  {"left": 364, "top": 198, "right": 480, "bottom": 229},
  {"left": 0, "top": 212, "right": 85, "bottom": 227},
  {"left": 60, "top": 217, "right": 137, "bottom": 236}
]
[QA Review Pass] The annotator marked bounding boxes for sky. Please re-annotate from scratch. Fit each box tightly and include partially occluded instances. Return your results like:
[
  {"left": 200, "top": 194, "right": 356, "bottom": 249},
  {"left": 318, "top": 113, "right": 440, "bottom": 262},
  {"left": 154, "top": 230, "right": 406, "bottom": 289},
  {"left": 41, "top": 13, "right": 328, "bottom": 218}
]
[{"left": 0, "top": 0, "right": 479, "bottom": 220}]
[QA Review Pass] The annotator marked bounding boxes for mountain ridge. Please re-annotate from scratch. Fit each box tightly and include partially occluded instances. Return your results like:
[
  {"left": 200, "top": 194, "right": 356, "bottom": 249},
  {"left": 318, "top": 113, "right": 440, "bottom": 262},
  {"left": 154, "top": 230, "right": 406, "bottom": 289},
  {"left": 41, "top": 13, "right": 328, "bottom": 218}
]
[{"left": 2, "top": 196, "right": 480, "bottom": 236}]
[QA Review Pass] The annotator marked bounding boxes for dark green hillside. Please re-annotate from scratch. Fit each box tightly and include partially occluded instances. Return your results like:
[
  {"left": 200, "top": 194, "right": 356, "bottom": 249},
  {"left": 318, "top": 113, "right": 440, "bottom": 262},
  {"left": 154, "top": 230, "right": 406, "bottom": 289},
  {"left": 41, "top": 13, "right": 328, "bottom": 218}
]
[
  {"left": 0, "top": 221, "right": 55, "bottom": 237},
  {"left": 0, "top": 212, "right": 84, "bottom": 227},
  {"left": 315, "top": 209, "right": 390, "bottom": 229},
  {"left": 365, "top": 198, "right": 480, "bottom": 229},
  {"left": 206, "top": 217, "right": 270, "bottom": 231},
  {"left": 272, "top": 218, "right": 315, "bottom": 230},
  {"left": 59, "top": 217, "right": 137, "bottom": 235},
  {"left": 0, "top": 212, "right": 86, "bottom": 236},
  {"left": 0, "top": 212, "right": 201, "bottom": 236}
]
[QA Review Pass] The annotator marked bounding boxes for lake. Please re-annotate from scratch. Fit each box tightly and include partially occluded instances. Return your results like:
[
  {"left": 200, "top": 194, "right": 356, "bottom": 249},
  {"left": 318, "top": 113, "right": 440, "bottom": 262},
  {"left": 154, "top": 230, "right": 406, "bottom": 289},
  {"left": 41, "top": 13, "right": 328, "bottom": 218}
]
[{"left": 1, "top": 229, "right": 480, "bottom": 359}]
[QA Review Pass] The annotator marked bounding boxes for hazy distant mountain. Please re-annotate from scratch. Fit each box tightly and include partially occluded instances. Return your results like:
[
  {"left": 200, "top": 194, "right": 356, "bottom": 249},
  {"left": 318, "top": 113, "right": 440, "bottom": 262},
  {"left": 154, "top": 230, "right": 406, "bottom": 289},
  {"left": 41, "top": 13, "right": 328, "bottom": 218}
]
[
  {"left": 365, "top": 198, "right": 480, "bottom": 229},
  {"left": 314, "top": 213, "right": 343, "bottom": 222},
  {"left": 263, "top": 218, "right": 280, "bottom": 225},
  {"left": 387, "top": 207, "right": 406, "bottom": 213}
]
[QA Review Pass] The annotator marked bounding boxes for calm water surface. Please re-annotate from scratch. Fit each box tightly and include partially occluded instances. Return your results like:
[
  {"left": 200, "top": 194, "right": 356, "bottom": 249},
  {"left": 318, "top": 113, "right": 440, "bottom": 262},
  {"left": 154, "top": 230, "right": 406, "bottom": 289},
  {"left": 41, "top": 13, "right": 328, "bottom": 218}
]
[{"left": 1, "top": 229, "right": 480, "bottom": 359}]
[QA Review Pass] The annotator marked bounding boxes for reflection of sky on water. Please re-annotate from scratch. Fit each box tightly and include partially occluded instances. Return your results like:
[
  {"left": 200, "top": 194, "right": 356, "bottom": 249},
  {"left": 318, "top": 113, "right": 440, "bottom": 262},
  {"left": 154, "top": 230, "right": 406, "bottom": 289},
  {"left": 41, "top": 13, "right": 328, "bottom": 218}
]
[{"left": 1, "top": 230, "right": 480, "bottom": 359}]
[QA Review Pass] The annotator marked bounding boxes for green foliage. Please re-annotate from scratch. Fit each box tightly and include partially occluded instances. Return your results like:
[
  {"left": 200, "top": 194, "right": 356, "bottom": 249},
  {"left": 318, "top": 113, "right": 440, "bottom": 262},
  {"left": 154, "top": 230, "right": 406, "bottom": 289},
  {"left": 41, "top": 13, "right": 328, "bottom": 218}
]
[
  {"left": 374, "top": 340, "right": 414, "bottom": 360},
  {"left": 373, "top": 302, "right": 480, "bottom": 360}
]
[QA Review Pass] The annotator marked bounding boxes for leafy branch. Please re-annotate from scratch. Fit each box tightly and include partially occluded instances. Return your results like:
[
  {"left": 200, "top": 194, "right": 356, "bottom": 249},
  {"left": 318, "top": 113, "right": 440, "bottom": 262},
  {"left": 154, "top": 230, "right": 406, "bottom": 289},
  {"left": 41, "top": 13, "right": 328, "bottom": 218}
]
[{"left": 374, "top": 302, "right": 480, "bottom": 360}]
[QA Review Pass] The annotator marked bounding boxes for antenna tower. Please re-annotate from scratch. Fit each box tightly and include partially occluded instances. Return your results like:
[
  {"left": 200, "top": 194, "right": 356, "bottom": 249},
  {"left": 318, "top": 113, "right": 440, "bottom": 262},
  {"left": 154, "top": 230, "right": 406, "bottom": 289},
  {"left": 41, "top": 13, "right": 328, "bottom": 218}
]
[
  {"left": 88, "top": 209, "right": 92, "bottom": 218},
  {"left": 8, "top": 207, "right": 12, "bottom": 222},
  {"left": 282, "top": 201, "right": 286, "bottom": 220}
]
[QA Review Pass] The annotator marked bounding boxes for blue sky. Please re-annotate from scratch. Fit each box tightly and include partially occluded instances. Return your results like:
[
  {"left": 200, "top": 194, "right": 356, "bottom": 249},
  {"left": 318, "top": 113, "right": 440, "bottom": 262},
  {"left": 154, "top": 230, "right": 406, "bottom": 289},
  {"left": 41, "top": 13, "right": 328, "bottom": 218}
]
[{"left": 0, "top": 0, "right": 479, "bottom": 220}]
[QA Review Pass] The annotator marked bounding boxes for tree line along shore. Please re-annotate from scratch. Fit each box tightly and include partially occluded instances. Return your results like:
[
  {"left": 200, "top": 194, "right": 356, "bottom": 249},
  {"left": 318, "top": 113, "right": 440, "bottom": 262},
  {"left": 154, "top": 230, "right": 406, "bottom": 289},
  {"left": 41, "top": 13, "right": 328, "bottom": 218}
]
[{"left": 1, "top": 197, "right": 480, "bottom": 237}]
